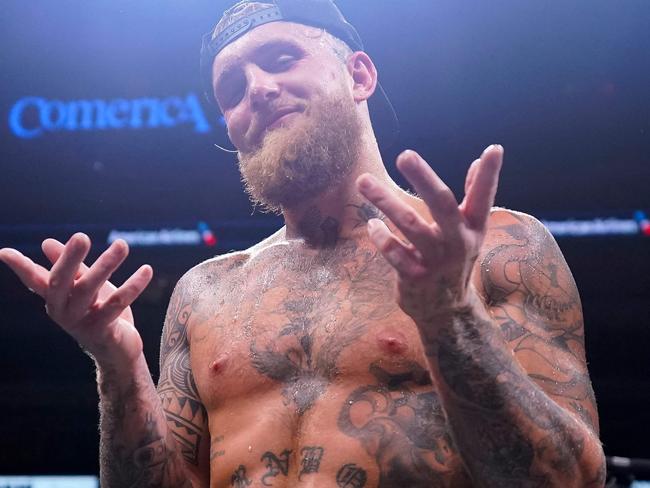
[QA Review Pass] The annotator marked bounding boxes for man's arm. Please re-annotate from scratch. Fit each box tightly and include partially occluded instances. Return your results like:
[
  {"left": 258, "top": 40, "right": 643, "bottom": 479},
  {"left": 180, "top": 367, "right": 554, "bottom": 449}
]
[
  {"left": 423, "top": 212, "right": 604, "bottom": 486},
  {"left": 98, "top": 356, "right": 191, "bottom": 487},
  {"left": 0, "top": 235, "right": 207, "bottom": 487},
  {"left": 157, "top": 273, "right": 210, "bottom": 483},
  {"left": 99, "top": 272, "right": 210, "bottom": 488},
  {"left": 357, "top": 146, "right": 605, "bottom": 486},
  {"left": 481, "top": 211, "right": 600, "bottom": 435}
]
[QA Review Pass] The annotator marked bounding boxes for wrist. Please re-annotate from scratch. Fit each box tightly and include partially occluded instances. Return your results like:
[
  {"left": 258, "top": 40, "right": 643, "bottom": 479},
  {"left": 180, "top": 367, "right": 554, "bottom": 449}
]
[
  {"left": 414, "top": 292, "right": 492, "bottom": 357},
  {"left": 93, "top": 350, "right": 147, "bottom": 378}
]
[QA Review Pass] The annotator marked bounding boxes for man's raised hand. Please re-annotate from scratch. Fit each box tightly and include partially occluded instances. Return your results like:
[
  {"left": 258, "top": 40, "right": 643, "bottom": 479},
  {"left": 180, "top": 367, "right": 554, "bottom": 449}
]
[
  {"left": 356, "top": 145, "right": 503, "bottom": 326},
  {"left": 0, "top": 233, "right": 153, "bottom": 367}
]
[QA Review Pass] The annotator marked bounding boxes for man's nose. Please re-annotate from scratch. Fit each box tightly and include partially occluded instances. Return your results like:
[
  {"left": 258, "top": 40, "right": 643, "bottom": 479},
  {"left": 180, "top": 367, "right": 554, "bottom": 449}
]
[{"left": 246, "top": 66, "right": 280, "bottom": 110}]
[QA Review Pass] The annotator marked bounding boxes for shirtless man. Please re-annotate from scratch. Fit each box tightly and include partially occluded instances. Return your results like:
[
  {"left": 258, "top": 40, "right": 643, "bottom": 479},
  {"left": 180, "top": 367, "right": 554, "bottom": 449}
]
[{"left": 0, "top": 1, "right": 606, "bottom": 486}]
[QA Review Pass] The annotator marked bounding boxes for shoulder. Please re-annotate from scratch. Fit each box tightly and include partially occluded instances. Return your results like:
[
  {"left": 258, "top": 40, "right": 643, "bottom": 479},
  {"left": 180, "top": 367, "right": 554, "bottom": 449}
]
[
  {"left": 477, "top": 207, "right": 576, "bottom": 306},
  {"left": 482, "top": 207, "right": 561, "bottom": 261},
  {"left": 174, "top": 225, "right": 287, "bottom": 293},
  {"left": 177, "top": 251, "right": 250, "bottom": 291},
  {"left": 486, "top": 207, "right": 552, "bottom": 241},
  {"left": 164, "top": 226, "right": 287, "bottom": 332}
]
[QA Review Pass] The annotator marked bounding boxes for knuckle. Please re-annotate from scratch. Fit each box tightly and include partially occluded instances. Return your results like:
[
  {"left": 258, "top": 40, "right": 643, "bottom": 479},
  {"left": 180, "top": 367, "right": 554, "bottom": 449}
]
[
  {"left": 107, "top": 295, "right": 126, "bottom": 309},
  {"left": 74, "top": 279, "right": 92, "bottom": 296},
  {"left": 122, "top": 283, "right": 139, "bottom": 298},
  {"left": 379, "top": 236, "right": 399, "bottom": 254},
  {"left": 437, "top": 188, "right": 456, "bottom": 206},
  {"left": 107, "top": 292, "right": 130, "bottom": 309},
  {"left": 96, "top": 261, "right": 115, "bottom": 277},
  {"left": 371, "top": 193, "right": 387, "bottom": 207},
  {"left": 400, "top": 210, "right": 421, "bottom": 231}
]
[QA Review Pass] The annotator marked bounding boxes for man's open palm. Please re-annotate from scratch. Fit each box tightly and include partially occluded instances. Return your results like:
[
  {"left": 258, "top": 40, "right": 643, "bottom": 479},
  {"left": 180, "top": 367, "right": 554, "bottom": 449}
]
[
  {"left": 0, "top": 234, "right": 153, "bottom": 366},
  {"left": 357, "top": 145, "right": 503, "bottom": 325}
]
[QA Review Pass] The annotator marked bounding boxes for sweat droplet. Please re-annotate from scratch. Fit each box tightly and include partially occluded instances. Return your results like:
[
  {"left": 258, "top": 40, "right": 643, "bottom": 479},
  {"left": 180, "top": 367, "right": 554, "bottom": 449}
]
[{"left": 248, "top": 445, "right": 252, "bottom": 452}]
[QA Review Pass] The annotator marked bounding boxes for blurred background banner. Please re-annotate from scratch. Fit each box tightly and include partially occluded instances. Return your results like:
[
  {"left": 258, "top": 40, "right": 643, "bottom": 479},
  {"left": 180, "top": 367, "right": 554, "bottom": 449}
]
[
  {"left": 0, "top": 0, "right": 648, "bottom": 478},
  {"left": 0, "top": 476, "right": 98, "bottom": 488}
]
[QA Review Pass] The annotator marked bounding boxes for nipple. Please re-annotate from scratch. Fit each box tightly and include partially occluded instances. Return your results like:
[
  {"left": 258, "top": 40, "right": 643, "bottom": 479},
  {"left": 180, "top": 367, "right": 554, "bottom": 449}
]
[
  {"left": 209, "top": 354, "right": 229, "bottom": 374},
  {"left": 377, "top": 330, "right": 408, "bottom": 355}
]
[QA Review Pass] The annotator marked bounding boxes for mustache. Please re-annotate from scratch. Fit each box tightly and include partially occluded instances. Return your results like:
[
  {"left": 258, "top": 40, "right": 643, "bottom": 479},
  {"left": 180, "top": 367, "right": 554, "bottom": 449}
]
[{"left": 245, "top": 101, "right": 309, "bottom": 147}]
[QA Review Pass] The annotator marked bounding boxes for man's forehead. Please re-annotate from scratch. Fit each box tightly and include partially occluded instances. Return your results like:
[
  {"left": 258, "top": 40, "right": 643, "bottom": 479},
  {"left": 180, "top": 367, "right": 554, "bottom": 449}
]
[{"left": 213, "top": 21, "right": 323, "bottom": 76}]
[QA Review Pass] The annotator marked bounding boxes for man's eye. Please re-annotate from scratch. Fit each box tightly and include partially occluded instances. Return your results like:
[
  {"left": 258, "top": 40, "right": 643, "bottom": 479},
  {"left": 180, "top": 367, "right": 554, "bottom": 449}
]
[
  {"left": 277, "top": 54, "right": 294, "bottom": 63},
  {"left": 226, "top": 86, "right": 245, "bottom": 106},
  {"left": 269, "top": 54, "right": 296, "bottom": 71},
  {"left": 218, "top": 76, "right": 246, "bottom": 108}
]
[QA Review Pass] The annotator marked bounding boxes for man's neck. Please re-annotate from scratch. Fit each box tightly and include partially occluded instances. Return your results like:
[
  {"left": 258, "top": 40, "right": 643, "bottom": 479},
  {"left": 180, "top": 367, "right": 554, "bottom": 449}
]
[{"left": 281, "top": 147, "right": 399, "bottom": 248}]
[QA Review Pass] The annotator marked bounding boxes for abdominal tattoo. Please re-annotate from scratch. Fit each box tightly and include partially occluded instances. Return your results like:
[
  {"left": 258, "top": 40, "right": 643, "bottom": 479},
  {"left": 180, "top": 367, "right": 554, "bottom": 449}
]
[
  {"left": 231, "top": 465, "right": 252, "bottom": 487},
  {"left": 337, "top": 463, "right": 368, "bottom": 488},
  {"left": 338, "top": 361, "right": 456, "bottom": 488},
  {"left": 210, "top": 435, "right": 225, "bottom": 461},
  {"left": 261, "top": 449, "right": 291, "bottom": 486}
]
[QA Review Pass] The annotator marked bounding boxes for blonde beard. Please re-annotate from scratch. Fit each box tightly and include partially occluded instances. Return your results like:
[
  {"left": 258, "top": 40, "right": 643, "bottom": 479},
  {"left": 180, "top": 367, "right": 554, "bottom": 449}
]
[{"left": 237, "top": 92, "right": 362, "bottom": 214}]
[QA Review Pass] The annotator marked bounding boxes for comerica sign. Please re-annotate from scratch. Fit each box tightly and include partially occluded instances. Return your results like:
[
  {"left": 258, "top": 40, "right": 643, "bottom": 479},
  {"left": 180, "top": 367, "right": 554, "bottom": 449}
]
[{"left": 8, "top": 93, "right": 212, "bottom": 138}]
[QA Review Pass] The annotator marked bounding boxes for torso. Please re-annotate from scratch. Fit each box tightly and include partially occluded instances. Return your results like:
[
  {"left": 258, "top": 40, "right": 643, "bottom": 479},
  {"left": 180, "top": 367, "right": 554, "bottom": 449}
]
[{"left": 187, "top": 234, "right": 474, "bottom": 488}]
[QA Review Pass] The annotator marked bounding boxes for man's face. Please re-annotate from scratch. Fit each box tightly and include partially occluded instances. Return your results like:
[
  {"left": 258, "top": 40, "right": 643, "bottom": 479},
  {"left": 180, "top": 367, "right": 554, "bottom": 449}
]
[
  {"left": 211, "top": 21, "right": 363, "bottom": 211},
  {"left": 212, "top": 21, "right": 351, "bottom": 151}
]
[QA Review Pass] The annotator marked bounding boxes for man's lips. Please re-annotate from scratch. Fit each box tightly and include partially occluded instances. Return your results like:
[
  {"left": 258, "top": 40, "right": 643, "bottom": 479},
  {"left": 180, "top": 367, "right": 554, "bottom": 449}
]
[
  {"left": 255, "top": 107, "right": 302, "bottom": 138},
  {"left": 266, "top": 110, "right": 299, "bottom": 131}
]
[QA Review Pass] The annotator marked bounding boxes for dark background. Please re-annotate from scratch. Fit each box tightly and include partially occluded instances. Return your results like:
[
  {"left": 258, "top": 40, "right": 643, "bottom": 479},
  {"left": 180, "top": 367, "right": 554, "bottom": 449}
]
[{"left": 1, "top": 0, "right": 649, "bottom": 475}]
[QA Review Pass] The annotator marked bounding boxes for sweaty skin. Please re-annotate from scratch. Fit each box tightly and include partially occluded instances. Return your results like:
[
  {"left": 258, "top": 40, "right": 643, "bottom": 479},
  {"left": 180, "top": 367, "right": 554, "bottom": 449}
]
[{"left": 158, "top": 204, "right": 603, "bottom": 488}]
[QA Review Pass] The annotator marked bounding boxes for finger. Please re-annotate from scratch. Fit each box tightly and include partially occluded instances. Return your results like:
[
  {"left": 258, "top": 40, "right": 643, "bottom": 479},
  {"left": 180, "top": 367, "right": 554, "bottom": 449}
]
[
  {"left": 464, "top": 158, "right": 481, "bottom": 195},
  {"left": 42, "top": 238, "right": 65, "bottom": 264},
  {"left": 357, "top": 173, "right": 437, "bottom": 255},
  {"left": 42, "top": 238, "right": 86, "bottom": 279},
  {"left": 47, "top": 233, "right": 91, "bottom": 311},
  {"left": 395, "top": 150, "right": 462, "bottom": 231},
  {"left": 461, "top": 145, "right": 503, "bottom": 230},
  {"left": 89, "top": 265, "right": 153, "bottom": 325},
  {"left": 367, "top": 219, "right": 428, "bottom": 279},
  {"left": 0, "top": 248, "right": 50, "bottom": 297},
  {"left": 71, "top": 239, "right": 129, "bottom": 311}
]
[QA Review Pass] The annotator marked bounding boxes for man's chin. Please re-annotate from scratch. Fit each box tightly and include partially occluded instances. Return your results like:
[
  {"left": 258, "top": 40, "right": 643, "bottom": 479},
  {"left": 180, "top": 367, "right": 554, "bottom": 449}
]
[{"left": 237, "top": 92, "right": 362, "bottom": 213}]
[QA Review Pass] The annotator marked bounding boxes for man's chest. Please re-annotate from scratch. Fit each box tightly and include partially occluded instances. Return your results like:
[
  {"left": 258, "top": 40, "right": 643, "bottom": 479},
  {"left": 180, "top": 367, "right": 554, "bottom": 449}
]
[
  {"left": 189, "top": 246, "right": 434, "bottom": 411},
  {"left": 187, "top": 245, "right": 474, "bottom": 487}
]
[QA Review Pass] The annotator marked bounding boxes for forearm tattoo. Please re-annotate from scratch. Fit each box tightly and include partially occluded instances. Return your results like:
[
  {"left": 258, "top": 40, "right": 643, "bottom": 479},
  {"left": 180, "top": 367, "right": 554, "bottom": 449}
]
[
  {"left": 157, "top": 280, "right": 207, "bottom": 467},
  {"left": 423, "top": 215, "right": 604, "bottom": 486},
  {"left": 98, "top": 276, "right": 208, "bottom": 487},
  {"left": 98, "top": 366, "right": 192, "bottom": 488}
]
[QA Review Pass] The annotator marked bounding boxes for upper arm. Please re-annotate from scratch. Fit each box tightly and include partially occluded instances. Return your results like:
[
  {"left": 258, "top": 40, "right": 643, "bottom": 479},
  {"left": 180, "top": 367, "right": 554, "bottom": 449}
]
[
  {"left": 157, "top": 274, "right": 211, "bottom": 487},
  {"left": 477, "top": 210, "right": 600, "bottom": 435}
]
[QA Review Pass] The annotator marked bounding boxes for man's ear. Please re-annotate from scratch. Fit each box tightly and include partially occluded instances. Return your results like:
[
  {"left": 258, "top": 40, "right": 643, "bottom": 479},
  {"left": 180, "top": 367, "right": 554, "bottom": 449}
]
[{"left": 347, "top": 51, "right": 378, "bottom": 102}]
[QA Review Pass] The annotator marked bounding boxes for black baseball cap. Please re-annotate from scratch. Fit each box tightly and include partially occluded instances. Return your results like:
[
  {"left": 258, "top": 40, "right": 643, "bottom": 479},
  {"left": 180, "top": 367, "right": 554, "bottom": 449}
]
[{"left": 200, "top": 0, "right": 399, "bottom": 147}]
